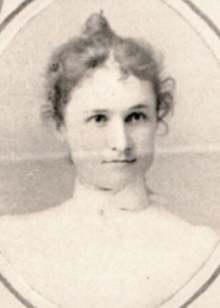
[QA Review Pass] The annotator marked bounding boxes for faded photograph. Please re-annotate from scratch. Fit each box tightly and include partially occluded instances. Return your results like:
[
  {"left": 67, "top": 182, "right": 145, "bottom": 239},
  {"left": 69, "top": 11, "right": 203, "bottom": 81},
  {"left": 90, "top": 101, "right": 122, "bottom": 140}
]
[{"left": 0, "top": 0, "right": 220, "bottom": 307}]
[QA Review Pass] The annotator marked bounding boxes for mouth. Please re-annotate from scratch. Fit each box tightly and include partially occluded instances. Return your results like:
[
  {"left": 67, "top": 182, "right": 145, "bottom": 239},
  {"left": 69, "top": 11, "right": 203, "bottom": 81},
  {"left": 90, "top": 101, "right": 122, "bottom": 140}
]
[{"left": 103, "top": 158, "right": 137, "bottom": 164}]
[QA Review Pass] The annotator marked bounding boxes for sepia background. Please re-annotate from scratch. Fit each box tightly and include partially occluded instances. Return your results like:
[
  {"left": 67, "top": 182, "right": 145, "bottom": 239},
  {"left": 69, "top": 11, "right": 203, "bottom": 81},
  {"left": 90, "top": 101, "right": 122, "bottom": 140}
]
[{"left": 0, "top": 0, "right": 220, "bottom": 231}]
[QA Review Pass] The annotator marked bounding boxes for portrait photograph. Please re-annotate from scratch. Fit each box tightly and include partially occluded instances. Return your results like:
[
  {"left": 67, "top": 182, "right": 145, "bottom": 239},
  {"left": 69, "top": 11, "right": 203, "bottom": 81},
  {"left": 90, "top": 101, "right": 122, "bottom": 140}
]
[{"left": 0, "top": 0, "right": 220, "bottom": 307}]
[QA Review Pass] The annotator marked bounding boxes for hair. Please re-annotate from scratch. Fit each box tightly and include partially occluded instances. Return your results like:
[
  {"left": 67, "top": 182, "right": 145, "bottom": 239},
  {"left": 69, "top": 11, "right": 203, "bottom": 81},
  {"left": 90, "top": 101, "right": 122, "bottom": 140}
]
[{"left": 43, "top": 12, "right": 174, "bottom": 128}]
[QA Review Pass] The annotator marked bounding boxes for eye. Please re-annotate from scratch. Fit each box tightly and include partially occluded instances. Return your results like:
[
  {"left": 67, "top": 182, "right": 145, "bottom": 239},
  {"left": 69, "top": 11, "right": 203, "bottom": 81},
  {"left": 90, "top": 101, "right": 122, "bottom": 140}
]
[
  {"left": 125, "top": 112, "right": 147, "bottom": 123},
  {"left": 90, "top": 114, "right": 108, "bottom": 123}
]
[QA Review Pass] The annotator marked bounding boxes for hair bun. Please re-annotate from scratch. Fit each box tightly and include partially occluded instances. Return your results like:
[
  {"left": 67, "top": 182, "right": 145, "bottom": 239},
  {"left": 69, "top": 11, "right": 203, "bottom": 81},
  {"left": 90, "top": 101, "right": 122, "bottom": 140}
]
[{"left": 82, "top": 12, "right": 113, "bottom": 38}]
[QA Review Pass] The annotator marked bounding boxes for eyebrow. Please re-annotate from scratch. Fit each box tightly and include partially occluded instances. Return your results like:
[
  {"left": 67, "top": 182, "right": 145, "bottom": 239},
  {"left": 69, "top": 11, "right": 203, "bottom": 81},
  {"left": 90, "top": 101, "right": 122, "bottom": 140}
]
[
  {"left": 85, "top": 103, "right": 149, "bottom": 115},
  {"left": 89, "top": 109, "right": 108, "bottom": 113},
  {"left": 129, "top": 104, "right": 149, "bottom": 110}
]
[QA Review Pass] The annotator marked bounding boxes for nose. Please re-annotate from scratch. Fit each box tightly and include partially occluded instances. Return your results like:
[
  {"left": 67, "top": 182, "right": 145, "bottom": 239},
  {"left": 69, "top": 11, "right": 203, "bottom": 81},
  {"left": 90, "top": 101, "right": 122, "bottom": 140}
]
[{"left": 109, "top": 119, "right": 132, "bottom": 154}]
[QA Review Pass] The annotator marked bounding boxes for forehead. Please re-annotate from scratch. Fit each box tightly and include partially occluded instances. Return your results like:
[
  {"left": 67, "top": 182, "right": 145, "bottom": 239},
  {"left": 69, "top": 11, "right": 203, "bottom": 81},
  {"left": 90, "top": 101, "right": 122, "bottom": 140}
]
[{"left": 68, "top": 64, "right": 156, "bottom": 112}]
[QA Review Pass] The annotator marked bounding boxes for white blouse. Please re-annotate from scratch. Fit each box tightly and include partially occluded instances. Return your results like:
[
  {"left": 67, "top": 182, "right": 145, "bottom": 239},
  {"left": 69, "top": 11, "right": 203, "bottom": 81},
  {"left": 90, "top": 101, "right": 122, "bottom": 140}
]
[{"left": 0, "top": 181, "right": 219, "bottom": 308}]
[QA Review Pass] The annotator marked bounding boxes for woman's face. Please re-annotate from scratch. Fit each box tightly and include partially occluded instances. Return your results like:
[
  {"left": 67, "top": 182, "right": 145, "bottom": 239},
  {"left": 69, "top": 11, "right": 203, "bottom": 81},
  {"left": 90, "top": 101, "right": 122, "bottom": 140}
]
[{"left": 61, "top": 62, "right": 157, "bottom": 190}]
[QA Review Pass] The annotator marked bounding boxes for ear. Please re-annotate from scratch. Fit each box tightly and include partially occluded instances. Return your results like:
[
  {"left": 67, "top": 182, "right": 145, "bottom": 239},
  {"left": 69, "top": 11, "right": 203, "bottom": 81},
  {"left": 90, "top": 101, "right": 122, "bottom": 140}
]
[
  {"left": 156, "top": 121, "right": 168, "bottom": 136},
  {"left": 54, "top": 124, "right": 67, "bottom": 142}
]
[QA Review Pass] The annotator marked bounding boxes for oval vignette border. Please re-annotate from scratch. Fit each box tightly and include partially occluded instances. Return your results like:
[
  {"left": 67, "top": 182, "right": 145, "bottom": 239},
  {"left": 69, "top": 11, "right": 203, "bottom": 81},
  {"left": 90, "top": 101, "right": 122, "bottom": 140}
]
[{"left": 0, "top": 1, "right": 220, "bottom": 308}]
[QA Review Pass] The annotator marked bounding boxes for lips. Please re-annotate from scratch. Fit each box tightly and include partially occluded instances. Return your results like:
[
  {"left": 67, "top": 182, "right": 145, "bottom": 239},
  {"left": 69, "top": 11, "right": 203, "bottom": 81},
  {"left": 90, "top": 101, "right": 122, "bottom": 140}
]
[{"left": 103, "top": 158, "right": 137, "bottom": 164}]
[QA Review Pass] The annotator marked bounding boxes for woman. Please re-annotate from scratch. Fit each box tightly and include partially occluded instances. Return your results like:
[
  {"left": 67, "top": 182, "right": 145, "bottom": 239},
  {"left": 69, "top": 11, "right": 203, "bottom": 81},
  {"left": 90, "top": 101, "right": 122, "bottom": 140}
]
[{"left": 0, "top": 13, "right": 219, "bottom": 308}]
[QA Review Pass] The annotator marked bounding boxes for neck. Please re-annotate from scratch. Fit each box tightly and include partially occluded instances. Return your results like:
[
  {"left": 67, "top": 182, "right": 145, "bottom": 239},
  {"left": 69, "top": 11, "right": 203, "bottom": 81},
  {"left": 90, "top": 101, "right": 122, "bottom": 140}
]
[{"left": 73, "top": 176, "right": 152, "bottom": 212}]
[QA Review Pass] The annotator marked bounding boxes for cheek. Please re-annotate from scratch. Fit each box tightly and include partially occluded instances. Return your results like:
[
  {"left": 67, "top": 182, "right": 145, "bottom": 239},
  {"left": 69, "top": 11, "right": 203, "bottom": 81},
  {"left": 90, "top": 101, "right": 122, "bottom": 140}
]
[
  {"left": 132, "top": 125, "right": 156, "bottom": 152},
  {"left": 66, "top": 128, "right": 108, "bottom": 161}
]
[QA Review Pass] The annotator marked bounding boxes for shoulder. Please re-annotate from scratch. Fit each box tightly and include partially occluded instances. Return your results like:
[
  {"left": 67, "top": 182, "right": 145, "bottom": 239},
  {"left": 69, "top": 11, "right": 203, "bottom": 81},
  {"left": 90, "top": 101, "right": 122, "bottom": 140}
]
[
  {"left": 144, "top": 206, "right": 219, "bottom": 299},
  {"left": 151, "top": 205, "right": 218, "bottom": 238},
  {"left": 0, "top": 198, "right": 76, "bottom": 251},
  {"left": 151, "top": 205, "right": 219, "bottom": 263},
  {"left": 0, "top": 197, "right": 73, "bottom": 223},
  {"left": 160, "top": 218, "right": 220, "bottom": 308}
]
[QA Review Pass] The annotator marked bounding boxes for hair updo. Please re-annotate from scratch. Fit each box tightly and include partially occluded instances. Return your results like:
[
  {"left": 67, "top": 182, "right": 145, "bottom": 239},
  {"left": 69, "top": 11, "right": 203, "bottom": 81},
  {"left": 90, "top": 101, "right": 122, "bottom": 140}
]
[{"left": 44, "top": 13, "right": 174, "bottom": 128}]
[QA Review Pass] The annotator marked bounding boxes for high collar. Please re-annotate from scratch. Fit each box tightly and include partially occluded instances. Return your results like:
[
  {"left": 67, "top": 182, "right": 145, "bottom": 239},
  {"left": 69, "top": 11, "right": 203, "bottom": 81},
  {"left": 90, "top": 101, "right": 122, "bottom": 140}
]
[{"left": 72, "top": 176, "right": 154, "bottom": 214}]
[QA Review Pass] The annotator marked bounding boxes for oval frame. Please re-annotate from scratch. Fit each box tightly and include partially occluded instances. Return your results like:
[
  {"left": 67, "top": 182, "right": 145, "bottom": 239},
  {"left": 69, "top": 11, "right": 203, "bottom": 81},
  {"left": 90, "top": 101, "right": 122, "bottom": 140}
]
[{"left": 0, "top": 1, "right": 220, "bottom": 307}]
